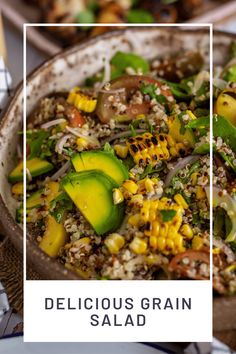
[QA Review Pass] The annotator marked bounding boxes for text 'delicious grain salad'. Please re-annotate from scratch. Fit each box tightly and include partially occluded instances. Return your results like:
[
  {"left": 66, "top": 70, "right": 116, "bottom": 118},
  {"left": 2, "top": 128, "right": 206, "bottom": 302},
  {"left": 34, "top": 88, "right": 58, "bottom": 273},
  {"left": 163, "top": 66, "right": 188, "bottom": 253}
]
[{"left": 9, "top": 49, "right": 211, "bottom": 280}]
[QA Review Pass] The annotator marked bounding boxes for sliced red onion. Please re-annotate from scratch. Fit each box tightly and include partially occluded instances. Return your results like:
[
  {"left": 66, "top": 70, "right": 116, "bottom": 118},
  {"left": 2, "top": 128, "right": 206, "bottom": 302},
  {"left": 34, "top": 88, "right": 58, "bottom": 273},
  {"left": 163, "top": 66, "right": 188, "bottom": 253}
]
[
  {"left": 55, "top": 134, "right": 72, "bottom": 154},
  {"left": 104, "top": 129, "right": 146, "bottom": 143},
  {"left": 99, "top": 88, "right": 126, "bottom": 94},
  {"left": 66, "top": 126, "right": 100, "bottom": 147},
  {"left": 213, "top": 237, "right": 235, "bottom": 263},
  {"left": 50, "top": 161, "right": 70, "bottom": 181},
  {"left": 164, "top": 155, "right": 201, "bottom": 188},
  {"left": 41, "top": 118, "right": 66, "bottom": 130},
  {"left": 213, "top": 78, "right": 227, "bottom": 90}
]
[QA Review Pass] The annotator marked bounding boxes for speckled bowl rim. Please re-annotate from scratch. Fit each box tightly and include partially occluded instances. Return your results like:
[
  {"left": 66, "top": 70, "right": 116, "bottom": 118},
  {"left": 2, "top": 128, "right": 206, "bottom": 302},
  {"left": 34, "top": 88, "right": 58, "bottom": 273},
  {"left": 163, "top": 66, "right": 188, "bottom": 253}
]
[{"left": 0, "top": 27, "right": 236, "bottom": 284}]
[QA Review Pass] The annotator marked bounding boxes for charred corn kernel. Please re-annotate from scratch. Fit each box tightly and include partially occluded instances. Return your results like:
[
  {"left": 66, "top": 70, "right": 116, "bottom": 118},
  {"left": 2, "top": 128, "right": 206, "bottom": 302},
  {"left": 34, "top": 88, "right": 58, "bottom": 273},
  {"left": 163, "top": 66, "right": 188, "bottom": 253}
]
[
  {"left": 224, "top": 264, "right": 236, "bottom": 273},
  {"left": 156, "top": 237, "right": 166, "bottom": 251},
  {"left": 149, "top": 236, "right": 158, "bottom": 249},
  {"left": 126, "top": 132, "right": 179, "bottom": 167},
  {"left": 105, "top": 233, "right": 125, "bottom": 254},
  {"left": 123, "top": 180, "right": 138, "bottom": 194},
  {"left": 174, "top": 194, "right": 189, "bottom": 209},
  {"left": 11, "top": 182, "right": 23, "bottom": 195},
  {"left": 130, "top": 194, "right": 143, "bottom": 206},
  {"left": 212, "top": 247, "right": 221, "bottom": 254},
  {"left": 128, "top": 213, "right": 140, "bottom": 227},
  {"left": 180, "top": 224, "right": 193, "bottom": 239},
  {"left": 76, "top": 137, "right": 88, "bottom": 149},
  {"left": 192, "top": 235, "right": 204, "bottom": 250},
  {"left": 113, "top": 188, "right": 124, "bottom": 205},
  {"left": 190, "top": 172, "right": 199, "bottom": 186},
  {"left": 129, "top": 237, "right": 147, "bottom": 254},
  {"left": 114, "top": 144, "right": 128, "bottom": 159},
  {"left": 67, "top": 87, "right": 97, "bottom": 113},
  {"left": 144, "top": 178, "right": 154, "bottom": 193},
  {"left": 196, "top": 186, "right": 206, "bottom": 200}
]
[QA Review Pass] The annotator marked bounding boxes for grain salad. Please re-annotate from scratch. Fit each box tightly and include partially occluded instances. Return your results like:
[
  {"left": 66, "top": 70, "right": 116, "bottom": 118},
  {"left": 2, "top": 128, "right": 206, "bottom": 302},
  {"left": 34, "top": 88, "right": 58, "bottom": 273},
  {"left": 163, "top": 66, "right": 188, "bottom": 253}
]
[
  {"left": 9, "top": 49, "right": 211, "bottom": 280},
  {"left": 213, "top": 43, "right": 236, "bottom": 295}
]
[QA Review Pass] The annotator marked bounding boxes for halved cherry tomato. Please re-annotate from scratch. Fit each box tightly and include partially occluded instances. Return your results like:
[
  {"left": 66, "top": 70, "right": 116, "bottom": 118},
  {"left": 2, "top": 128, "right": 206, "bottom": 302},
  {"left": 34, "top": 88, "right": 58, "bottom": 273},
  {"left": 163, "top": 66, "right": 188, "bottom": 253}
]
[
  {"left": 96, "top": 75, "right": 173, "bottom": 123},
  {"left": 66, "top": 106, "right": 86, "bottom": 128},
  {"left": 168, "top": 249, "right": 209, "bottom": 280}
]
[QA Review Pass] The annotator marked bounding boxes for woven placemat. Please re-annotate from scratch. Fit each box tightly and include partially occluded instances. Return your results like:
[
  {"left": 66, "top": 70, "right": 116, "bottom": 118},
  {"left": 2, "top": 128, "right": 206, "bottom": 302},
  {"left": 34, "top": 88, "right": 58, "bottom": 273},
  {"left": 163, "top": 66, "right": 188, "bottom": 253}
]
[{"left": 0, "top": 235, "right": 41, "bottom": 315}]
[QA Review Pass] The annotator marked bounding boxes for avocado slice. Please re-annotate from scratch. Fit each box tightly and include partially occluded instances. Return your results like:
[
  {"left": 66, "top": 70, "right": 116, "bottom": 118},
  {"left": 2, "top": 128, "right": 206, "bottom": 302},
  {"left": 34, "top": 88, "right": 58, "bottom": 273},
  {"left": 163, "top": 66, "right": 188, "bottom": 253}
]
[
  {"left": 39, "top": 215, "right": 67, "bottom": 257},
  {"left": 8, "top": 157, "right": 54, "bottom": 183},
  {"left": 72, "top": 151, "right": 129, "bottom": 186},
  {"left": 61, "top": 171, "right": 124, "bottom": 235},
  {"left": 168, "top": 115, "right": 195, "bottom": 148},
  {"left": 16, "top": 182, "right": 61, "bottom": 223},
  {"left": 205, "top": 186, "right": 236, "bottom": 243}
]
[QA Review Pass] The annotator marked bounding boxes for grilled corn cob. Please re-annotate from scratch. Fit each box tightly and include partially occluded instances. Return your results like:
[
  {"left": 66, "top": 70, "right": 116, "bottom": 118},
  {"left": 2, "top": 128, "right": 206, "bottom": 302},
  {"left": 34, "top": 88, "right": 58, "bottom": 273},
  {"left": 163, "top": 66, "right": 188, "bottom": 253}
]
[
  {"left": 128, "top": 197, "right": 191, "bottom": 255},
  {"left": 67, "top": 87, "right": 97, "bottom": 113},
  {"left": 126, "top": 132, "right": 187, "bottom": 167}
]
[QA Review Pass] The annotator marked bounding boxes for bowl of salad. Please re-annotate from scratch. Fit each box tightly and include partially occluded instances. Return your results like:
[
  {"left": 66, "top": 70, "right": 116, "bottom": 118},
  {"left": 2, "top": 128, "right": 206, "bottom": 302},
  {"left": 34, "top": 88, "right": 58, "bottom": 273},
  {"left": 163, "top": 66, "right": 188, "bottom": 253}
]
[{"left": 0, "top": 27, "right": 213, "bottom": 281}]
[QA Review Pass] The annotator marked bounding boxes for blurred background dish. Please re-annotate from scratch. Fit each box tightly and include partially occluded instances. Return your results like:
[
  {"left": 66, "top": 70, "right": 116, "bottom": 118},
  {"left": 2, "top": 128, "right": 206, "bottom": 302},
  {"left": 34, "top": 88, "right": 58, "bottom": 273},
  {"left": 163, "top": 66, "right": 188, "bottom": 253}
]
[{"left": 0, "top": 0, "right": 236, "bottom": 55}]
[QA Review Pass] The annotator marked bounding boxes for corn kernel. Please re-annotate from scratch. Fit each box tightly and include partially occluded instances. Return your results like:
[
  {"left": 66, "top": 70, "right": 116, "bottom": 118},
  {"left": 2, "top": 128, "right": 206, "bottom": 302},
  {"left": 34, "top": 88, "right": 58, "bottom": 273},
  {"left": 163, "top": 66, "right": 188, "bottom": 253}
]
[
  {"left": 152, "top": 221, "right": 160, "bottom": 236},
  {"left": 166, "top": 238, "right": 175, "bottom": 250},
  {"left": 145, "top": 254, "right": 161, "bottom": 265},
  {"left": 149, "top": 236, "right": 158, "bottom": 249},
  {"left": 169, "top": 147, "right": 178, "bottom": 157},
  {"left": 76, "top": 137, "right": 88, "bottom": 149},
  {"left": 159, "top": 223, "right": 168, "bottom": 238},
  {"left": 114, "top": 144, "right": 128, "bottom": 159},
  {"left": 105, "top": 233, "right": 125, "bottom": 254},
  {"left": 225, "top": 264, "right": 236, "bottom": 273},
  {"left": 130, "top": 194, "right": 143, "bottom": 206},
  {"left": 67, "top": 88, "right": 97, "bottom": 113},
  {"left": 186, "top": 110, "right": 197, "bottom": 121},
  {"left": 192, "top": 235, "right": 204, "bottom": 250},
  {"left": 11, "top": 182, "right": 23, "bottom": 195},
  {"left": 190, "top": 172, "right": 199, "bottom": 186},
  {"left": 144, "top": 178, "right": 154, "bottom": 193},
  {"left": 180, "top": 224, "right": 193, "bottom": 239},
  {"left": 123, "top": 180, "right": 138, "bottom": 194},
  {"left": 212, "top": 248, "right": 221, "bottom": 254},
  {"left": 129, "top": 237, "right": 147, "bottom": 254},
  {"left": 196, "top": 186, "right": 206, "bottom": 200},
  {"left": 128, "top": 213, "right": 140, "bottom": 227},
  {"left": 173, "top": 234, "right": 184, "bottom": 249},
  {"left": 156, "top": 237, "right": 166, "bottom": 251},
  {"left": 174, "top": 194, "right": 188, "bottom": 209},
  {"left": 113, "top": 188, "right": 124, "bottom": 205},
  {"left": 74, "top": 237, "right": 91, "bottom": 248}
]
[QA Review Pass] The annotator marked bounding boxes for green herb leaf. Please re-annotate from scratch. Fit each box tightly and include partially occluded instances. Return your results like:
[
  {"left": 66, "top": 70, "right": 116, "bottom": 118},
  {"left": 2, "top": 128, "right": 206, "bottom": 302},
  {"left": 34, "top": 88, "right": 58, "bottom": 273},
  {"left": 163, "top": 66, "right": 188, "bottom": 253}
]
[
  {"left": 223, "top": 64, "right": 236, "bottom": 82},
  {"left": 186, "top": 115, "right": 210, "bottom": 129},
  {"left": 127, "top": 9, "right": 154, "bottom": 23},
  {"left": 111, "top": 52, "right": 149, "bottom": 79},
  {"left": 213, "top": 114, "right": 236, "bottom": 153},
  {"left": 76, "top": 10, "right": 95, "bottom": 26},
  {"left": 141, "top": 83, "right": 167, "bottom": 105},
  {"left": 160, "top": 209, "right": 177, "bottom": 222},
  {"left": 50, "top": 192, "right": 73, "bottom": 223},
  {"left": 27, "top": 130, "right": 50, "bottom": 159},
  {"left": 103, "top": 142, "right": 115, "bottom": 155}
]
